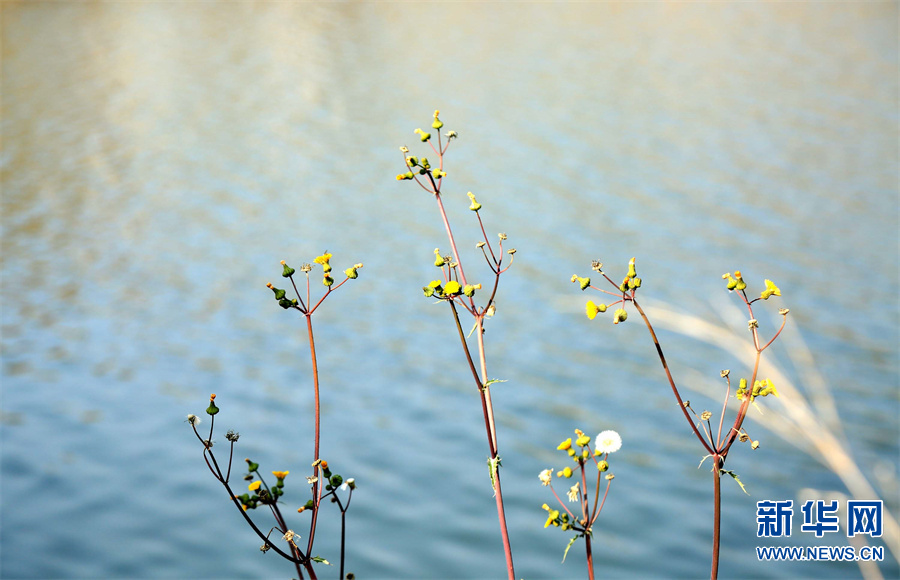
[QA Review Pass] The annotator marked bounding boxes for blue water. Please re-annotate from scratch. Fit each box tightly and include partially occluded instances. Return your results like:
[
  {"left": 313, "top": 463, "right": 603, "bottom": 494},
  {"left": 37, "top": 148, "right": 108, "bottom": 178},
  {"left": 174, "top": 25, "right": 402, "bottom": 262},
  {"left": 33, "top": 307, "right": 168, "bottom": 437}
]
[{"left": 2, "top": 3, "right": 897, "bottom": 579}]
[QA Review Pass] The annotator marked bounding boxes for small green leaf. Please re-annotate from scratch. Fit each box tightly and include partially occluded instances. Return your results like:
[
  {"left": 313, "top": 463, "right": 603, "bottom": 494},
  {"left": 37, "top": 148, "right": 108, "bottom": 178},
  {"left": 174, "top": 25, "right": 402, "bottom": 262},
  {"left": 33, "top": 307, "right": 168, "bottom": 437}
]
[
  {"left": 562, "top": 535, "right": 579, "bottom": 563},
  {"left": 482, "top": 378, "right": 507, "bottom": 391},
  {"left": 487, "top": 456, "right": 502, "bottom": 493},
  {"left": 311, "top": 556, "right": 331, "bottom": 565},
  {"left": 721, "top": 469, "right": 749, "bottom": 495}
]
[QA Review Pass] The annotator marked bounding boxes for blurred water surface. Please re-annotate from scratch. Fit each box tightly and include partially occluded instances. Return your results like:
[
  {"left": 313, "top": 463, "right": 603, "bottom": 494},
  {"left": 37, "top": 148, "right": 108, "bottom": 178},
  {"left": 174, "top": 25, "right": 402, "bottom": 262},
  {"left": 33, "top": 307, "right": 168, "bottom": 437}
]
[{"left": 2, "top": 3, "right": 898, "bottom": 579}]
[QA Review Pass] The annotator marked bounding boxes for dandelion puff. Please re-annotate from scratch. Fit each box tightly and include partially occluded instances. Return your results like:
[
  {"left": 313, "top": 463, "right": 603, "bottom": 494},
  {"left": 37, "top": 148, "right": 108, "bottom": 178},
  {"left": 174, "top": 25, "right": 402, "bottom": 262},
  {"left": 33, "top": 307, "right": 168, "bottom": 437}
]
[{"left": 595, "top": 430, "right": 622, "bottom": 454}]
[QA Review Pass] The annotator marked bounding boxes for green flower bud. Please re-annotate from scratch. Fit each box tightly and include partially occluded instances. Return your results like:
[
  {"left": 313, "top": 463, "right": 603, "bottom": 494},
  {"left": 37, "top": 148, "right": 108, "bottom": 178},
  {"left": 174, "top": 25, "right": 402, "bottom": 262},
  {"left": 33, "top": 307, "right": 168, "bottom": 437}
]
[
  {"left": 619, "top": 277, "right": 630, "bottom": 293},
  {"left": 279, "top": 298, "right": 293, "bottom": 309},
  {"left": 463, "top": 284, "right": 481, "bottom": 297},
  {"left": 330, "top": 474, "right": 343, "bottom": 487},
  {"left": 423, "top": 285, "right": 435, "bottom": 297},
  {"left": 627, "top": 257, "right": 637, "bottom": 279},
  {"left": 597, "top": 460, "right": 609, "bottom": 472},
  {"left": 272, "top": 287, "right": 286, "bottom": 300},
  {"left": 408, "top": 156, "right": 419, "bottom": 166},
  {"left": 434, "top": 249, "right": 445, "bottom": 267},
  {"left": 613, "top": 308, "right": 628, "bottom": 324},
  {"left": 206, "top": 402, "right": 219, "bottom": 415},
  {"left": 419, "top": 131, "right": 431, "bottom": 142},
  {"left": 323, "top": 274, "right": 334, "bottom": 287},
  {"left": 246, "top": 459, "right": 260, "bottom": 472},
  {"left": 632, "top": 277, "right": 642, "bottom": 288},
  {"left": 281, "top": 262, "right": 296, "bottom": 278},
  {"left": 432, "top": 119, "right": 443, "bottom": 130},
  {"left": 736, "top": 378, "right": 749, "bottom": 399},
  {"left": 467, "top": 192, "right": 482, "bottom": 211}
]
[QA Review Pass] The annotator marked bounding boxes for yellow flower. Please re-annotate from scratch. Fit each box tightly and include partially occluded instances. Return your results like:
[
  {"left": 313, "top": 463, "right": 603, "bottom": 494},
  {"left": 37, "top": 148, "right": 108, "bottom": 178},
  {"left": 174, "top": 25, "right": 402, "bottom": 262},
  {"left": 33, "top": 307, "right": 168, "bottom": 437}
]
[
  {"left": 442, "top": 281, "right": 462, "bottom": 296},
  {"left": 248, "top": 480, "right": 261, "bottom": 492},
  {"left": 542, "top": 505, "right": 560, "bottom": 528},
  {"left": 575, "top": 434, "right": 591, "bottom": 447},
  {"left": 313, "top": 253, "right": 333, "bottom": 273},
  {"left": 758, "top": 378, "right": 779, "bottom": 397},
  {"left": 557, "top": 438, "right": 572, "bottom": 451},
  {"left": 760, "top": 279, "right": 781, "bottom": 300},
  {"left": 272, "top": 471, "right": 289, "bottom": 480}
]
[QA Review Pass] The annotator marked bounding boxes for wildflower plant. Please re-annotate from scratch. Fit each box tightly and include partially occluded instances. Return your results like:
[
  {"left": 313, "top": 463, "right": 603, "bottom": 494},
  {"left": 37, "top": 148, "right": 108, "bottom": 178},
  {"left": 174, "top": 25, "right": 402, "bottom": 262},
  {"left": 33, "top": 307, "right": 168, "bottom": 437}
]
[
  {"left": 540, "top": 429, "right": 621, "bottom": 580},
  {"left": 188, "top": 255, "right": 361, "bottom": 580},
  {"left": 575, "top": 258, "right": 788, "bottom": 579},
  {"left": 397, "top": 111, "right": 517, "bottom": 579}
]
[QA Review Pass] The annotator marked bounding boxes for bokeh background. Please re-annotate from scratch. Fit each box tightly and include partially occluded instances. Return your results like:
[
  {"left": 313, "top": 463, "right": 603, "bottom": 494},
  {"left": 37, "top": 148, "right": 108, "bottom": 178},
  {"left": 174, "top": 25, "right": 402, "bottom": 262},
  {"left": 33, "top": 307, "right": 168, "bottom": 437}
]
[{"left": 2, "top": 2, "right": 897, "bottom": 579}]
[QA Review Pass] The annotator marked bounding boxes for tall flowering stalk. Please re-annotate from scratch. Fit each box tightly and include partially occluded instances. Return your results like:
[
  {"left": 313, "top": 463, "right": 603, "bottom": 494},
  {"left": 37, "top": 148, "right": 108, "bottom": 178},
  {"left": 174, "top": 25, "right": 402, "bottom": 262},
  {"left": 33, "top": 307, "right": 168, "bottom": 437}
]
[
  {"left": 575, "top": 260, "right": 787, "bottom": 580},
  {"left": 397, "top": 111, "right": 516, "bottom": 579},
  {"left": 188, "top": 255, "right": 361, "bottom": 579},
  {"left": 539, "top": 429, "right": 621, "bottom": 580}
]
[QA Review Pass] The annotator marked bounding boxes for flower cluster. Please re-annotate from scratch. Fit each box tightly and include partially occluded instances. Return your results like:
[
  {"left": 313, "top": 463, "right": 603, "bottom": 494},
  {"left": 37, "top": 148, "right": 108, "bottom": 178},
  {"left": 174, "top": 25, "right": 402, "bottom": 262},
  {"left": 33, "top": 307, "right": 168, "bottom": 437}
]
[
  {"left": 576, "top": 257, "right": 640, "bottom": 325},
  {"left": 236, "top": 462, "right": 290, "bottom": 511},
  {"left": 539, "top": 428, "right": 621, "bottom": 561},
  {"left": 267, "top": 254, "right": 362, "bottom": 312}
]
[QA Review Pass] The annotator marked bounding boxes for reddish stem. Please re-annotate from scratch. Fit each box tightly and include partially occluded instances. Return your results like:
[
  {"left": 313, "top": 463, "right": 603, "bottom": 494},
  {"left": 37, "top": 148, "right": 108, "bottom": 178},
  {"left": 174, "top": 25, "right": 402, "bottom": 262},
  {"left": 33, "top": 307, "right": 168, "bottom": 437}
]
[
  {"left": 585, "top": 532, "right": 595, "bottom": 580},
  {"left": 632, "top": 299, "right": 714, "bottom": 455},
  {"left": 711, "top": 456, "right": 722, "bottom": 580},
  {"left": 304, "top": 314, "right": 322, "bottom": 560}
]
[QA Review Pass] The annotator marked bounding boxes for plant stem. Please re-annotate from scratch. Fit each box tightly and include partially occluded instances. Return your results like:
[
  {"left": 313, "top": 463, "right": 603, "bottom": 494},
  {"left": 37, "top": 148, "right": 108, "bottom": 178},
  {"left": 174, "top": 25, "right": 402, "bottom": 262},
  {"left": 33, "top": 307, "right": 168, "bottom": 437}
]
[
  {"left": 585, "top": 532, "right": 595, "bottom": 580},
  {"left": 711, "top": 456, "right": 722, "bottom": 580},
  {"left": 435, "top": 193, "right": 469, "bottom": 287},
  {"left": 305, "top": 313, "right": 322, "bottom": 562},
  {"left": 429, "top": 156, "right": 514, "bottom": 579},
  {"left": 632, "top": 299, "right": 714, "bottom": 455},
  {"left": 448, "top": 305, "right": 515, "bottom": 578},
  {"left": 340, "top": 509, "right": 346, "bottom": 580}
]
